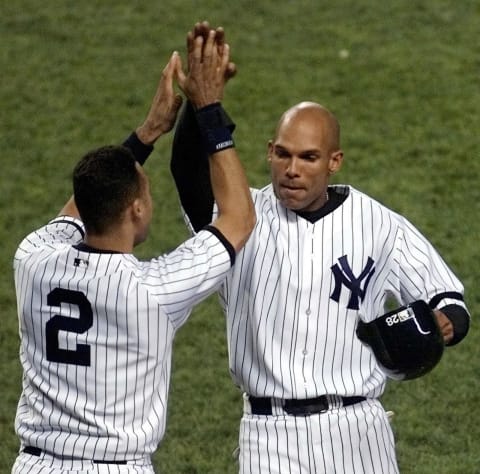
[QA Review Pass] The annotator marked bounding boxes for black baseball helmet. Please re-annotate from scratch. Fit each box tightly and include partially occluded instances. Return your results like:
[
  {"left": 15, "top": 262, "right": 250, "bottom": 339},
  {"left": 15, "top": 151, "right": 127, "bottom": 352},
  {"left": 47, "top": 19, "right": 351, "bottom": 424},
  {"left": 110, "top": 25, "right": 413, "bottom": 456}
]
[{"left": 356, "top": 300, "right": 444, "bottom": 381}]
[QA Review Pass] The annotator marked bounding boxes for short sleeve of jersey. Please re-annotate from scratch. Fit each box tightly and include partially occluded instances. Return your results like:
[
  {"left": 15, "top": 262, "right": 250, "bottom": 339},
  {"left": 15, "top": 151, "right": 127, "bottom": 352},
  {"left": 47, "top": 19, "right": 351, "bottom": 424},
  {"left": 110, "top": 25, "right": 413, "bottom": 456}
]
[
  {"left": 397, "top": 216, "right": 467, "bottom": 311},
  {"left": 135, "top": 228, "right": 233, "bottom": 328},
  {"left": 14, "top": 216, "right": 85, "bottom": 267},
  {"left": 181, "top": 187, "right": 259, "bottom": 236}
]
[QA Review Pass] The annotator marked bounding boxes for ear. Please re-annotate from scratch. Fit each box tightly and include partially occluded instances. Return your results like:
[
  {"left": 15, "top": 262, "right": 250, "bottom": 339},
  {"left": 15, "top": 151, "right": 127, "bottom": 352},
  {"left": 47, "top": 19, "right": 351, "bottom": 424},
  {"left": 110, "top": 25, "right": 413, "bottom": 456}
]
[
  {"left": 267, "top": 140, "right": 274, "bottom": 163},
  {"left": 130, "top": 197, "right": 145, "bottom": 221},
  {"left": 328, "top": 149, "right": 344, "bottom": 175}
]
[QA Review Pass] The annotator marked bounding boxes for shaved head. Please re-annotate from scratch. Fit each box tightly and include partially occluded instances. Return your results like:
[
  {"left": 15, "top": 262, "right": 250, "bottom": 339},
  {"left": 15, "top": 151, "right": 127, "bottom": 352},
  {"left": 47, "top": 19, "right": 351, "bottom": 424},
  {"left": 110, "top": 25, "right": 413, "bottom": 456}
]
[
  {"left": 268, "top": 101, "right": 344, "bottom": 212},
  {"left": 275, "top": 102, "right": 341, "bottom": 153}
]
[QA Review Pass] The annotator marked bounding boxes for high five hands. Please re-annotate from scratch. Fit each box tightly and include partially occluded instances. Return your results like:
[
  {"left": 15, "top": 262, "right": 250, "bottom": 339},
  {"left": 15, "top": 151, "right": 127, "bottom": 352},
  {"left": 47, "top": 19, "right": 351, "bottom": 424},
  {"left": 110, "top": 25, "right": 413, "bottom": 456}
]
[{"left": 136, "top": 21, "right": 236, "bottom": 145}]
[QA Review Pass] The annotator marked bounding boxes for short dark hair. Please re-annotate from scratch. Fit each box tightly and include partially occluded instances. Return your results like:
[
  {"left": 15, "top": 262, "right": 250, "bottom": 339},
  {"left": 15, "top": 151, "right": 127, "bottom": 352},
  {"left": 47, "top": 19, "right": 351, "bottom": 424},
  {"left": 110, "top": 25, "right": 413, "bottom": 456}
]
[{"left": 73, "top": 145, "right": 141, "bottom": 234}]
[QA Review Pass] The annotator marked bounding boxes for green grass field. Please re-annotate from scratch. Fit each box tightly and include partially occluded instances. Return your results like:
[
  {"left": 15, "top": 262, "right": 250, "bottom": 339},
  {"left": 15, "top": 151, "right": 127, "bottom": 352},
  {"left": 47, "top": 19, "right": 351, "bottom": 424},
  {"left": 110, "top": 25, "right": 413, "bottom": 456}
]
[{"left": 1, "top": 1, "right": 479, "bottom": 472}]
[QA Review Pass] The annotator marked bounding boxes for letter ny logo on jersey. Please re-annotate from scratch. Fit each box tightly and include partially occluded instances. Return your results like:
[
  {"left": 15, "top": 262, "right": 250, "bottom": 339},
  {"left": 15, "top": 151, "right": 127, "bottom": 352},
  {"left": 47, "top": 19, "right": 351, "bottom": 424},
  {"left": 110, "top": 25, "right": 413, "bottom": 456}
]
[{"left": 330, "top": 255, "right": 375, "bottom": 310}]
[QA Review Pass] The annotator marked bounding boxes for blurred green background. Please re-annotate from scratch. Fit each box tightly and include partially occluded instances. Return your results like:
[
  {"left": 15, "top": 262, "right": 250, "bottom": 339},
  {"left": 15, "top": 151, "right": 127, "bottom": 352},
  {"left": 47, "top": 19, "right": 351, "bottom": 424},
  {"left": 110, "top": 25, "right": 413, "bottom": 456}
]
[{"left": 1, "top": 1, "right": 479, "bottom": 473}]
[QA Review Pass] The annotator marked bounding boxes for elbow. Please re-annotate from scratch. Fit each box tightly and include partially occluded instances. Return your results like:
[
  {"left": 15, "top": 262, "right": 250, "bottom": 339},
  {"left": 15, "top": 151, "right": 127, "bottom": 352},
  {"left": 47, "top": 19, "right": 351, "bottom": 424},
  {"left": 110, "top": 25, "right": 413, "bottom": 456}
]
[
  {"left": 212, "top": 202, "right": 256, "bottom": 254},
  {"left": 236, "top": 207, "right": 256, "bottom": 250},
  {"left": 246, "top": 205, "right": 257, "bottom": 235},
  {"left": 243, "top": 201, "right": 257, "bottom": 238}
]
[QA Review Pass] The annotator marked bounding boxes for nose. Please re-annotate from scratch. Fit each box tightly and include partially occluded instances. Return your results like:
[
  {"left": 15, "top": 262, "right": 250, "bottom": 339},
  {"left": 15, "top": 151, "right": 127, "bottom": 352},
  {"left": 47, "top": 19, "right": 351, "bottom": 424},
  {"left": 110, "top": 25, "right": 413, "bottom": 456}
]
[{"left": 286, "top": 157, "right": 300, "bottom": 177}]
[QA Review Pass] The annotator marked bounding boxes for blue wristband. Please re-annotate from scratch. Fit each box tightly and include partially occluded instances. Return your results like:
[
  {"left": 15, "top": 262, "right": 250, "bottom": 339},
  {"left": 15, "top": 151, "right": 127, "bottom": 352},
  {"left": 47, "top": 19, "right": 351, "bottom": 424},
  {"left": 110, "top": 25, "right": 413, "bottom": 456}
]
[
  {"left": 122, "top": 132, "right": 153, "bottom": 165},
  {"left": 195, "top": 103, "right": 235, "bottom": 156}
]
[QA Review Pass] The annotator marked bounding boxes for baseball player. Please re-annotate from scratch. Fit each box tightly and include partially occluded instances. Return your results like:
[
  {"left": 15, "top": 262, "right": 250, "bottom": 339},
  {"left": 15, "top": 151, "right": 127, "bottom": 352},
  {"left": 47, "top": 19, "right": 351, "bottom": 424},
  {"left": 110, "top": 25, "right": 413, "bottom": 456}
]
[
  {"left": 167, "top": 23, "right": 471, "bottom": 474},
  {"left": 11, "top": 32, "right": 255, "bottom": 474}
]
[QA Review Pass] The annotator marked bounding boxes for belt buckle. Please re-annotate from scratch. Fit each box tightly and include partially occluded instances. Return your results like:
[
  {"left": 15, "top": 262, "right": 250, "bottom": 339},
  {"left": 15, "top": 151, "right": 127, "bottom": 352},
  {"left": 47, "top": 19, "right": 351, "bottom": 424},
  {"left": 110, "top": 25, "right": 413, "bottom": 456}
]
[{"left": 283, "top": 397, "right": 329, "bottom": 416}]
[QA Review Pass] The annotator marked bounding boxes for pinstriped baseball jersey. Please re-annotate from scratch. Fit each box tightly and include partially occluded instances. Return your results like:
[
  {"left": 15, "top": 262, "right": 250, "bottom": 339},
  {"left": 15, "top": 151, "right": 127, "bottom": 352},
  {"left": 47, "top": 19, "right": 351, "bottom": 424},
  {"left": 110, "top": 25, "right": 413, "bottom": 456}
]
[
  {"left": 13, "top": 215, "right": 232, "bottom": 461},
  {"left": 206, "top": 184, "right": 466, "bottom": 399}
]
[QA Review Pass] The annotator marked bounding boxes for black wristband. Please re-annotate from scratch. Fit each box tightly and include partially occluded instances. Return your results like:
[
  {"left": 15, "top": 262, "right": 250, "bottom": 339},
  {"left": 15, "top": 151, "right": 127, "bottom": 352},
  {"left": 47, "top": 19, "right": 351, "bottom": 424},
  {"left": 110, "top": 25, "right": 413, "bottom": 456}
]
[
  {"left": 195, "top": 103, "right": 235, "bottom": 156},
  {"left": 122, "top": 132, "right": 154, "bottom": 165},
  {"left": 440, "top": 304, "right": 470, "bottom": 346}
]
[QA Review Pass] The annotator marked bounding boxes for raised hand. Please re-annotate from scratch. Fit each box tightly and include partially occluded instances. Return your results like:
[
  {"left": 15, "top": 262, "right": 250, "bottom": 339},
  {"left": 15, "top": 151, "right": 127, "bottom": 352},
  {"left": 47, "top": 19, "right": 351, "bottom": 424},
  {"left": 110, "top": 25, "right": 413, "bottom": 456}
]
[
  {"left": 187, "top": 22, "right": 237, "bottom": 96},
  {"left": 136, "top": 52, "right": 184, "bottom": 145},
  {"left": 176, "top": 29, "right": 230, "bottom": 109}
]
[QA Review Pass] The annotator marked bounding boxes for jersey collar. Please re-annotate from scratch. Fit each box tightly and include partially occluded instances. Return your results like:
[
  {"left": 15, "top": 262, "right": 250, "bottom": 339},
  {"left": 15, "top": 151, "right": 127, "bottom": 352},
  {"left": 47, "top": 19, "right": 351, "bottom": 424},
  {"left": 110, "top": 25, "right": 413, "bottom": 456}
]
[{"left": 73, "top": 242, "right": 123, "bottom": 254}]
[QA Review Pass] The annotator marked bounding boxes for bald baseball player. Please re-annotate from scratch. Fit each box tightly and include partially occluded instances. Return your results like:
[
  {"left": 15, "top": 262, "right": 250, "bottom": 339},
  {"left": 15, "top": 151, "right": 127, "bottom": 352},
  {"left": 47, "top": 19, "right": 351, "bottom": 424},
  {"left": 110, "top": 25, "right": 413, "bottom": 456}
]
[
  {"left": 11, "top": 31, "right": 255, "bottom": 474},
  {"left": 166, "top": 23, "right": 471, "bottom": 474}
]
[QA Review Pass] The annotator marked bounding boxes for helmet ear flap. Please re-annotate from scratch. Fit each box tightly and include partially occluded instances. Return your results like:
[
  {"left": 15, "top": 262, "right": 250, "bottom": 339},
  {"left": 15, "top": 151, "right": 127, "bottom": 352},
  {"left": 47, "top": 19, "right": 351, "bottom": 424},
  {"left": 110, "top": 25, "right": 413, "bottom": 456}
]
[{"left": 356, "top": 300, "right": 444, "bottom": 381}]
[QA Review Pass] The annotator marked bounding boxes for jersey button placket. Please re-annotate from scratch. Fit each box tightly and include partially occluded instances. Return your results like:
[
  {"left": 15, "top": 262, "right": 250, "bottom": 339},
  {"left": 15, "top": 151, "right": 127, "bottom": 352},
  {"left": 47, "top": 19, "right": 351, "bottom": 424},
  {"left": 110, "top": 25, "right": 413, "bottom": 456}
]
[{"left": 300, "top": 227, "right": 315, "bottom": 392}]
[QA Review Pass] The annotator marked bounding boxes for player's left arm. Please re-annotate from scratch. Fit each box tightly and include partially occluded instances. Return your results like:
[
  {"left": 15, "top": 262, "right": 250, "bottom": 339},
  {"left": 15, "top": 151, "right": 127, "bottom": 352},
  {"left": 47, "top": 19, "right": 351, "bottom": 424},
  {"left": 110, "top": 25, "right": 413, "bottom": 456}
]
[
  {"left": 57, "top": 52, "right": 184, "bottom": 220},
  {"left": 120, "top": 47, "right": 185, "bottom": 165},
  {"left": 398, "top": 217, "right": 471, "bottom": 346},
  {"left": 122, "top": 51, "right": 184, "bottom": 158}
]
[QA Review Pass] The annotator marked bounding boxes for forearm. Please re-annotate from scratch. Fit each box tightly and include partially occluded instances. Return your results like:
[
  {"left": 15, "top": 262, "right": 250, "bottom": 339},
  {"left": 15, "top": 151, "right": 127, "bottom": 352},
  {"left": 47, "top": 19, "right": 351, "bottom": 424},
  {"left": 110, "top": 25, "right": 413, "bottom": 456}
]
[
  {"left": 123, "top": 51, "right": 184, "bottom": 162},
  {"left": 174, "top": 29, "right": 254, "bottom": 245},
  {"left": 209, "top": 146, "right": 255, "bottom": 251},
  {"left": 122, "top": 131, "right": 154, "bottom": 165},
  {"left": 191, "top": 103, "right": 254, "bottom": 251}
]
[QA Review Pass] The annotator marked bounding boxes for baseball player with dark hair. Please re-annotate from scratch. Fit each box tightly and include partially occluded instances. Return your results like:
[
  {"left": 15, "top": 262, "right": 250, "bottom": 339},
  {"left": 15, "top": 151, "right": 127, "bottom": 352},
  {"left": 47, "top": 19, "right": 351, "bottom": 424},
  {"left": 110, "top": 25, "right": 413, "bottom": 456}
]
[
  {"left": 11, "top": 31, "right": 255, "bottom": 474},
  {"left": 166, "top": 22, "right": 471, "bottom": 474}
]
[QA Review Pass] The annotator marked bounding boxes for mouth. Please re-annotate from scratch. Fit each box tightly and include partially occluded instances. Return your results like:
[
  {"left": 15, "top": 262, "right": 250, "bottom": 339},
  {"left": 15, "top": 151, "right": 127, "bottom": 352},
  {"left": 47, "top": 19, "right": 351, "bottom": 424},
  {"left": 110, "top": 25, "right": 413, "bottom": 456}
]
[
  {"left": 280, "top": 183, "right": 303, "bottom": 193},
  {"left": 278, "top": 184, "right": 306, "bottom": 206}
]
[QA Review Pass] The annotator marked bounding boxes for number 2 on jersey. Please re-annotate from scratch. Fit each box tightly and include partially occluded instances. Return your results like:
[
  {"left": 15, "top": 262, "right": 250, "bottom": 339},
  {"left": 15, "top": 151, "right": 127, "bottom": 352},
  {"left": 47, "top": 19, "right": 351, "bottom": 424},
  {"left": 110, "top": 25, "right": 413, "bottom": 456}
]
[{"left": 45, "top": 288, "right": 93, "bottom": 366}]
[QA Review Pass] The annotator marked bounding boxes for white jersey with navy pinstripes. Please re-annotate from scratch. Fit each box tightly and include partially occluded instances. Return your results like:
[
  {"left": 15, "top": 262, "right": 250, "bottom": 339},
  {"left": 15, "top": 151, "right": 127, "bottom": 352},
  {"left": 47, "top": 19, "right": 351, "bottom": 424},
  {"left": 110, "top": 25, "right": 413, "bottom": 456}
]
[
  {"left": 217, "top": 184, "right": 466, "bottom": 399},
  {"left": 13, "top": 215, "right": 232, "bottom": 461}
]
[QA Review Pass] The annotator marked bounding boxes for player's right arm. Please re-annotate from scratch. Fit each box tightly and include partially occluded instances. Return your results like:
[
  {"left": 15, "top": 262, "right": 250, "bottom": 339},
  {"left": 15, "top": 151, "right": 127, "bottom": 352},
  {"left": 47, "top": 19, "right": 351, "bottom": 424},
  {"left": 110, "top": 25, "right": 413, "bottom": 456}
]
[
  {"left": 169, "top": 23, "right": 237, "bottom": 233},
  {"left": 124, "top": 23, "right": 236, "bottom": 233},
  {"left": 175, "top": 29, "right": 255, "bottom": 252}
]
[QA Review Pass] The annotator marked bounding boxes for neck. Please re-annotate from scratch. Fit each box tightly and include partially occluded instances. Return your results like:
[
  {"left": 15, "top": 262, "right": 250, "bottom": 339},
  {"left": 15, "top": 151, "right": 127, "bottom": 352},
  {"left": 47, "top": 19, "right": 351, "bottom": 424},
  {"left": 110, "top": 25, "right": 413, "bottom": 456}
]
[
  {"left": 311, "top": 188, "right": 329, "bottom": 211},
  {"left": 323, "top": 188, "right": 329, "bottom": 206},
  {"left": 84, "top": 229, "right": 135, "bottom": 254},
  {"left": 295, "top": 188, "right": 334, "bottom": 223}
]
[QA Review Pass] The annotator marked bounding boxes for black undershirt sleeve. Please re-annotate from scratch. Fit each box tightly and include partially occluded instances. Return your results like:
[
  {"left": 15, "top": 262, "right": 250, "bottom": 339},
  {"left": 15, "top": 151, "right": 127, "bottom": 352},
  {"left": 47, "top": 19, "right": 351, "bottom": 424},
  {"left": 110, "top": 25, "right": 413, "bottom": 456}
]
[{"left": 170, "top": 101, "right": 215, "bottom": 232}]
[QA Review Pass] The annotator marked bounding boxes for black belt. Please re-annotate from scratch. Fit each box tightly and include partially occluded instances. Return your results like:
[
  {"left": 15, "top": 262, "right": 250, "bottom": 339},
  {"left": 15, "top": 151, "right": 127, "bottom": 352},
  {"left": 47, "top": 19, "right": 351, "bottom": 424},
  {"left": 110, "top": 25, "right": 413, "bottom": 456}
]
[
  {"left": 248, "top": 395, "right": 366, "bottom": 416},
  {"left": 23, "top": 446, "right": 127, "bottom": 464}
]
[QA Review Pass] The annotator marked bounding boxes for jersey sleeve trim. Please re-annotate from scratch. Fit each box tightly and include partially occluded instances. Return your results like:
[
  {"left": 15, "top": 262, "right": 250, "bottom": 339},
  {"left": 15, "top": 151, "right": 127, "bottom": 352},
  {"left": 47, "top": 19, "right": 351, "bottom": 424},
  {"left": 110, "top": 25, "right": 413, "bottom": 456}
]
[
  {"left": 53, "top": 217, "right": 85, "bottom": 239},
  {"left": 428, "top": 291, "right": 464, "bottom": 309},
  {"left": 203, "top": 225, "right": 235, "bottom": 266}
]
